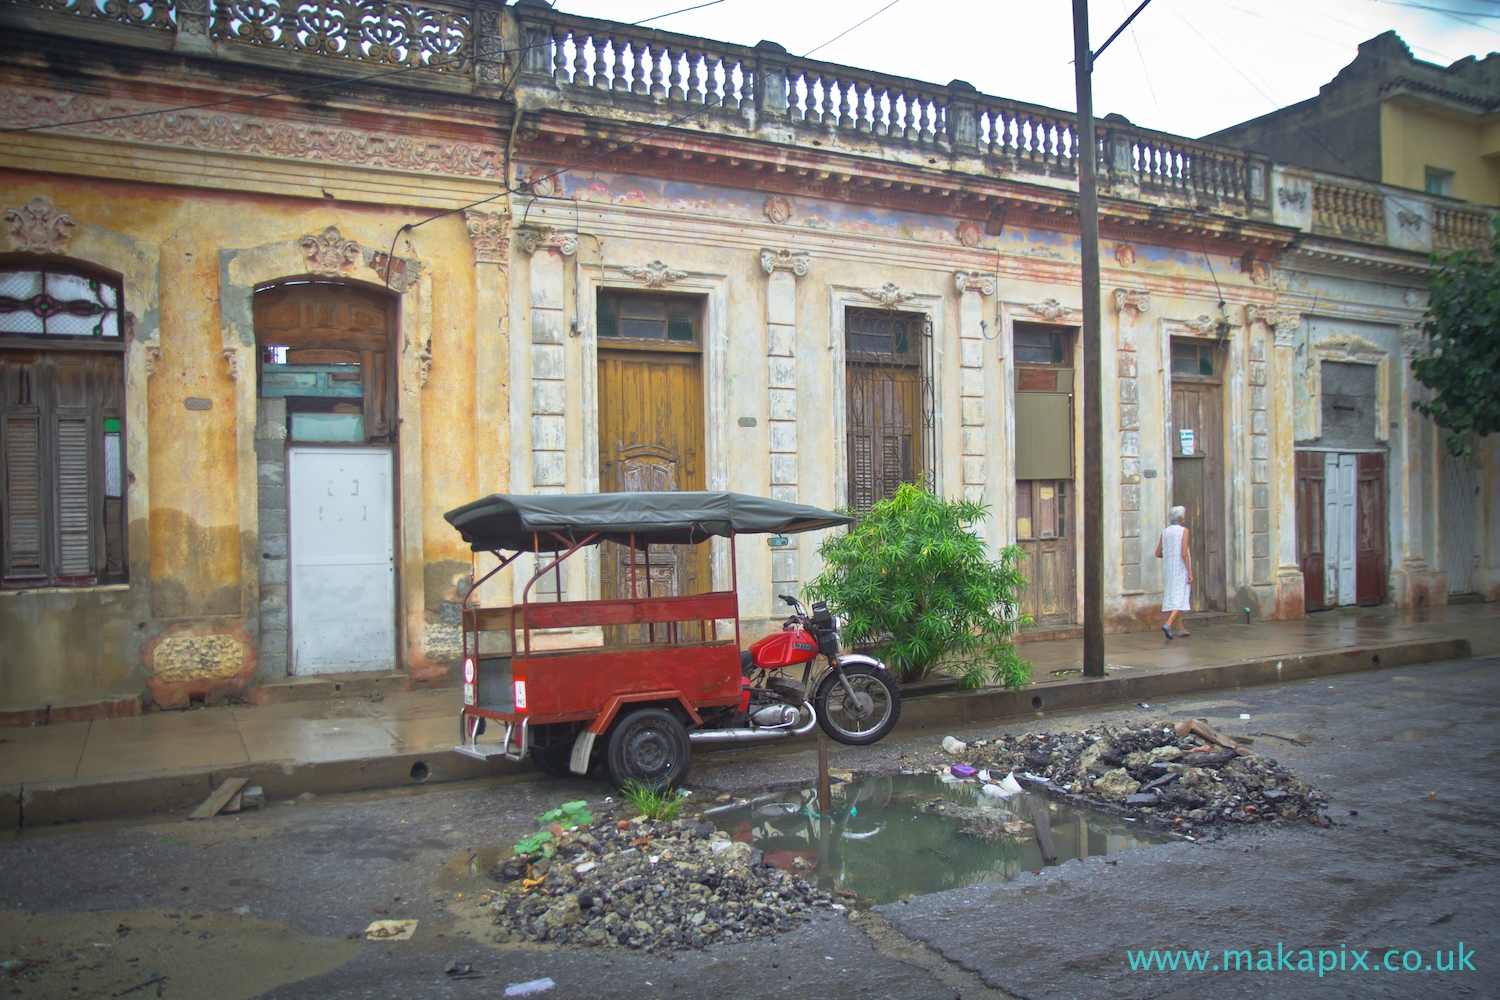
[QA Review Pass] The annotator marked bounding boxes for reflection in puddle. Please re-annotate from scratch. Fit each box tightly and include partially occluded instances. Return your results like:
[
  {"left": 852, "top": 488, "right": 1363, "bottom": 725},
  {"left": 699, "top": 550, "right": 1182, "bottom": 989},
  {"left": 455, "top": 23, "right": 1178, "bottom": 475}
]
[{"left": 705, "top": 774, "right": 1170, "bottom": 905}]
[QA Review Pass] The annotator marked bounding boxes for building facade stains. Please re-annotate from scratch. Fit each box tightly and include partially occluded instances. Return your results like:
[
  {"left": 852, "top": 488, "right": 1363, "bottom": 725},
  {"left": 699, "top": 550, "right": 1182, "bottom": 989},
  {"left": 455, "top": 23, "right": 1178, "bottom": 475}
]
[{"left": 0, "top": 0, "right": 1495, "bottom": 716}]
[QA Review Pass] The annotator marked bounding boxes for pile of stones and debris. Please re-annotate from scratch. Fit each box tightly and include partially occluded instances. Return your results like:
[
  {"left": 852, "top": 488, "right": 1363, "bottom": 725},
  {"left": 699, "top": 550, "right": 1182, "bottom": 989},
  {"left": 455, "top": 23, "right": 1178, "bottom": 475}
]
[
  {"left": 922, "top": 720, "right": 1329, "bottom": 836},
  {"left": 488, "top": 808, "right": 844, "bottom": 952}
]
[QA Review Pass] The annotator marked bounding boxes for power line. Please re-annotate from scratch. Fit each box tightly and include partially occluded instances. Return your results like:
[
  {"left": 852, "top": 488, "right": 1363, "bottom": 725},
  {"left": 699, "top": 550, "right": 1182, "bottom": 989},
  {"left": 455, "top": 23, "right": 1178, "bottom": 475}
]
[{"left": 800, "top": 0, "right": 902, "bottom": 59}]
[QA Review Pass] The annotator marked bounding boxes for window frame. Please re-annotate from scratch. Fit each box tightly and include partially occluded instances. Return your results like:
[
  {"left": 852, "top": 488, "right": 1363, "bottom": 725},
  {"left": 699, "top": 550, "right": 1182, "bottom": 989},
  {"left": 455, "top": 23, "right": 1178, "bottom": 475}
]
[
  {"left": 0, "top": 257, "right": 128, "bottom": 348},
  {"left": 596, "top": 290, "right": 705, "bottom": 354}
]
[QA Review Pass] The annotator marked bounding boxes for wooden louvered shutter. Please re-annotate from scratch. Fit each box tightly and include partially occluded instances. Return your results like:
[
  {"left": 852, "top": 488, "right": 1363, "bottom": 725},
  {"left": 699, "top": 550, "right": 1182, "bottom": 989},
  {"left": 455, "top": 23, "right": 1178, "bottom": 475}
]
[
  {"left": 49, "top": 355, "right": 97, "bottom": 583},
  {"left": 2, "top": 355, "right": 46, "bottom": 584}
]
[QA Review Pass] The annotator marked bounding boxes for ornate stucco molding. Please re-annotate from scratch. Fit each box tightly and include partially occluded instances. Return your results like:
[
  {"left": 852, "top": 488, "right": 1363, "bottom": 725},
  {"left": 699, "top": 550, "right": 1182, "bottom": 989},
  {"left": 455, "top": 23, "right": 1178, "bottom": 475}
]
[
  {"left": 1400, "top": 323, "right": 1424, "bottom": 359},
  {"left": 859, "top": 283, "right": 916, "bottom": 308},
  {"left": 4, "top": 195, "right": 76, "bottom": 253},
  {"left": 144, "top": 344, "right": 161, "bottom": 378},
  {"left": 516, "top": 227, "right": 578, "bottom": 256},
  {"left": 1023, "top": 298, "right": 1077, "bottom": 322},
  {"left": 953, "top": 271, "right": 996, "bottom": 296},
  {"left": 299, "top": 226, "right": 360, "bottom": 276},
  {"left": 223, "top": 348, "right": 240, "bottom": 382},
  {"left": 1112, "top": 289, "right": 1151, "bottom": 315},
  {"left": 1314, "top": 333, "right": 1387, "bottom": 365},
  {"left": 415, "top": 337, "right": 433, "bottom": 389},
  {"left": 622, "top": 260, "right": 688, "bottom": 288},
  {"left": 464, "top": 210, "right": 510, "bottom": 264},
  {"left": 763, "top": 196, "right": 792, "bottom": 225},
  {"left": 760, "top": 248, "right": 810, "bottom": 277},
  {"left": 0, "top": 87, "right": 504, "bottom": 181}
]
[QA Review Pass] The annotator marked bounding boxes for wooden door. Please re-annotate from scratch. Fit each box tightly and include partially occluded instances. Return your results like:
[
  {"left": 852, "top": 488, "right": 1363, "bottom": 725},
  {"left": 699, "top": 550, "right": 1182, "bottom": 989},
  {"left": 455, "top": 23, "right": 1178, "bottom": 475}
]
[
  {"left": 1295, "top": 451, "right": 1326, "bottom": 612},
  {"left": 1015, "top": 479, "right": 1076, "bottom": 625},
  {"left": 1356, "top": 453, "right": 1387, "bottom": 605},
  {"left": 598, "top": 348, "right": 708, "bottom": 615},
  {"left": 1170, "top": 380, "right": 1225, "bottom": 611},
  {"left": 845, "top": 309, "right": 926, "bottom": 511},
  {"left": 1325, "top": 453, "right": 1357, "bottom": 607}
]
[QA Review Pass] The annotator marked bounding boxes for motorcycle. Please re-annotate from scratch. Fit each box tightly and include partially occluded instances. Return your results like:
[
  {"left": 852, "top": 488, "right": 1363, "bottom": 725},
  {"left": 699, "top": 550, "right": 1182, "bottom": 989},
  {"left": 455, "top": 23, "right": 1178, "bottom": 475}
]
[{"left": 737, "top": 594, "right": 902, "bottom": 746}]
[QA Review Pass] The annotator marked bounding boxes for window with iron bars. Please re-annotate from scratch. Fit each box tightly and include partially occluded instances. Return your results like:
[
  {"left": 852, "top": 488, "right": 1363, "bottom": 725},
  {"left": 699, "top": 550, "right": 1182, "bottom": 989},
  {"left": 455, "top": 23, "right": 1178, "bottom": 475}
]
[{"left": 845, "top": 308, "right": 934, "bottom": 511}]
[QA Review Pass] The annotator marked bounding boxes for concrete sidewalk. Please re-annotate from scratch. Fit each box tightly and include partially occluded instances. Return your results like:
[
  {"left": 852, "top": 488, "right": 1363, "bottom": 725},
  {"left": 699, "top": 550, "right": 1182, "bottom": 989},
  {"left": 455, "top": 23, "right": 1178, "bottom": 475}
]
[{"left": 3, "top": 602, "right": 1495, "bottom": 827}]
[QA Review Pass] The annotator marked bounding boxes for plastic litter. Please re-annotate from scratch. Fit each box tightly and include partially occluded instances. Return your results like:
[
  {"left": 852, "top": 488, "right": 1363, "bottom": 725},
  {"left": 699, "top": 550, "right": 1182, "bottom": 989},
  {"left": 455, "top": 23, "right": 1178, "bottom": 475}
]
[
  {"left": 977, "top": 769, "right": 992, "bottom": 783},
  {"left": 1239, "top": 713, "right": 1251, "bottom": 720},
  {"left": 504, "top": 978, "right": 557, "bottom": 997},
  {"left": 950, "top": 764, "right": 977, "bottom": 778},
  {"left": 981, "top": 771, "right": 1024, "bottom": 799},
  {"left": 574, "top": 861, "right": 597, "bottom": 875},
  {"left": 942, "top": 736, "right": 967, "bottom": 754}
]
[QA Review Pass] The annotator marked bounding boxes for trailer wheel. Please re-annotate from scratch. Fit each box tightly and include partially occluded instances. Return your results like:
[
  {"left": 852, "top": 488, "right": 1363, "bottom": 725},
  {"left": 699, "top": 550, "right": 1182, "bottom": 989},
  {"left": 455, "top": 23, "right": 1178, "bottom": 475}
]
[
  {"left": 603, "top": 707, "right": 690, "bottom": 790},
  {"left": 529, "top": 723, "right": 577, "bottom": 778}
]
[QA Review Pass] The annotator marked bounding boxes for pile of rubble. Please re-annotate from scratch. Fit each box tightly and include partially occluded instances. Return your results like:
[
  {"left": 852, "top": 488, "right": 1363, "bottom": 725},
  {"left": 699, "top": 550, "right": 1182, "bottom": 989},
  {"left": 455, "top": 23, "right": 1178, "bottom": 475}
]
[
  {"left": 489, "top": 812, "right": 842, "bottom": 951},
  {"left": 929, "top": 719, "right": 1329, "bottom": 835}
]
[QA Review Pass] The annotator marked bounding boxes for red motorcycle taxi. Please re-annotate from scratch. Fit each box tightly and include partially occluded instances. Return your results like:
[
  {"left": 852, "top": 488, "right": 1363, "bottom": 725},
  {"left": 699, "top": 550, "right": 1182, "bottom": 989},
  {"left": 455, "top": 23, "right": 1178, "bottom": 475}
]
[{"left": 443, "top": 491, "right": 901, "bottom": 789}]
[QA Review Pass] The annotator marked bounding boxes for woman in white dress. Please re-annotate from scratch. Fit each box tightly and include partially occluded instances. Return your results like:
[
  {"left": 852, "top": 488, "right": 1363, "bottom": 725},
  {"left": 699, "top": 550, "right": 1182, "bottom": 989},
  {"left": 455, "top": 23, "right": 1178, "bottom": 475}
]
[{"left": 1155, "top": 506, "right": 1193, "bottom": 639}]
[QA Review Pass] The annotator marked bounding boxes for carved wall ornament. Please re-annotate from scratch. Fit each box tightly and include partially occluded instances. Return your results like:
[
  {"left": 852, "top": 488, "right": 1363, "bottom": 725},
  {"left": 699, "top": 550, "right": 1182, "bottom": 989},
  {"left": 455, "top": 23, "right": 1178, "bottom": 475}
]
[
  {"left": 416, "top": 337, "right": 433, "bottom": 389},
  {"left": 1114, "top": 243, "right": 1136, "bottom": 267},
  {"left": 763, "top": 196, "right": 792, "bottom": 225},
  {"left": 223, "top": 348, "right": 240, "bottom": 382},
  {"left": 1, "top": 87, "right": 504, "bottom": 181},
  {"left": 953, "top": 271, "right": 996, "bottom": 296},
  {"left": 1244, "top": 305, "right": 1281, "bottom": 329},
  {"left": 859, "top": 283, "right": 916, "bottom": 308},
  {"left": 465, "top": 210, "right": 510, "bottom": 264},
  {"left": 4, "top": 195, "right": 76, "bottom": 253},
  {"left": 144, "top": 344, "right": 161, "bottom": 378},
  {"left": 622, "top": 260, "right": 689, "bottom": 288},
  {"left": 760, "top": 249, "right": 810, "bottom": 276},
  {"left": 1112, "top": 289, "right": 1151, "bottom": 315},
  {"left": 1182, "top": 315, "right": 1223, "bottom": 337},
  {"left": 1276, "top": 187, "right": 1308, "bottom": 210},
  {"left": 954, "top": 220, "right": 982, "bottom": 248},
  {"left": 516, "top": 227, "right": 578, "bottom": 256},
  {"left": 1401, "top": 324, "right": 1424, "bottom": 359},
  {"left": 1315, "top": 333, "right": 1386, "bottom": 365},
  {"left": 1272, "top": 316, "right": 1300, "bottom": 348},
  {"left": 1404, "top": 288, "right": 1422, "bottom": 307},
  {"left": 299, "top": 226, "right": 360, "bottom": 276},
  {"left": 1024, "top": 298, "right": 1075, "bottom": 322}
]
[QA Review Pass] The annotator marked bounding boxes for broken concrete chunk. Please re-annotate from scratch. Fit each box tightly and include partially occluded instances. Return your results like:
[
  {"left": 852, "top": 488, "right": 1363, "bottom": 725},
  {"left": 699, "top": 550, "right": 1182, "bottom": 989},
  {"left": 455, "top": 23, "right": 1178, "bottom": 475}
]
[{"left": 1092, "top": 768, "right": 1141, "bottom": 801}]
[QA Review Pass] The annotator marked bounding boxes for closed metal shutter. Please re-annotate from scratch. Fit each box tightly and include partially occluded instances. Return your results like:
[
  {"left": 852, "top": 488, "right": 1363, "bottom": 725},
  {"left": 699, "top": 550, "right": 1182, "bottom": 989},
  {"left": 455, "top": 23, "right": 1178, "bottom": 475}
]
[{"left": 1015, "top": 392, "right": 1073, "bottom": 480}]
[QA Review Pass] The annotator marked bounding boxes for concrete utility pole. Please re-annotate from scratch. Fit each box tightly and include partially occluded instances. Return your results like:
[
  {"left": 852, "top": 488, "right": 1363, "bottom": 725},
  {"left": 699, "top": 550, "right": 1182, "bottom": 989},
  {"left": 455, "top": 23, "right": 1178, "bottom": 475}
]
[{"left": 1073, "top": 0, "right": 1105, "bottom": 679}]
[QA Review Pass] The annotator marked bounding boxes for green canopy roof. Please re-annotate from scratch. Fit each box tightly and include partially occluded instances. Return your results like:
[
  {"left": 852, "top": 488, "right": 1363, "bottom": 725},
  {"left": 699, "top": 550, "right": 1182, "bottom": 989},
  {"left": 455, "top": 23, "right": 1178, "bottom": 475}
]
[{"left": 444, "top": 491, "right": 854, "bottom": 552}]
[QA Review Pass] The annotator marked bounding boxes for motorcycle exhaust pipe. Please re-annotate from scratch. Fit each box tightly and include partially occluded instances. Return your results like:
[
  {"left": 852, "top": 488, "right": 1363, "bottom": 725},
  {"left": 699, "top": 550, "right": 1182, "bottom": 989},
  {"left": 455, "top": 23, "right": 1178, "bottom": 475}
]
[{"left": 689, "top": 703, "right": 818, "bottom": 745}]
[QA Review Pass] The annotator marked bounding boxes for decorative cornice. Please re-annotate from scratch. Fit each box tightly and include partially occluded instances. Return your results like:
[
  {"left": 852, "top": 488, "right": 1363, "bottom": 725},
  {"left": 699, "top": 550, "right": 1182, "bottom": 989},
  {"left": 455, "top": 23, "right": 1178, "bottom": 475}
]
[
  {"left": 1023, "top": 298, "right": 1077, "bottom": 322},
  {"left": 0, "top": 87, "right": 503, "bottom": 180},
  {"left": 517, "top": 227, "right": 578, "bottom": 256},
  {"left": 1112, "top": 289, "right": 1151, "bottom": 315},
  {"left": 299, "top": 226, "right": 360, "bottom": 276},
  {"left": 622, "top": 259, "right": 688, "bottom": 288},
  {"left": 465, "top": 210, "right": 510, "bottom": 265},
  {"left": 4, "top": 195, "right": 75, "bottom": 253},
  {"left": 859, "top": 283, "right": 917, "bottom": 308},
  {"left": 760, "top": 248, "right": 811, "bottom": 277},
  {"left": 953, "top": 271, "right": 996, "bottom": 296}
]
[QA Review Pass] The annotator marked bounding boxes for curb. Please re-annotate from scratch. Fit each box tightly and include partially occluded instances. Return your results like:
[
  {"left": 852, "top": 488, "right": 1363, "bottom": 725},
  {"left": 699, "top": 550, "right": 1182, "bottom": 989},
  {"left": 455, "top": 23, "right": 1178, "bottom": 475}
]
[{"left": 12, "top": 637, "right": 1471, "bottom": 828}]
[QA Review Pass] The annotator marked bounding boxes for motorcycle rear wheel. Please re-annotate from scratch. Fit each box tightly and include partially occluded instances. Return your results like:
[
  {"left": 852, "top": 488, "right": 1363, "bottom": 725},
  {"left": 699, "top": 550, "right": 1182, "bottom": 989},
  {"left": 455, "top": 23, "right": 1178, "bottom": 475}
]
[{"left": 814, "top": 662, "right": 900, "bottom": 745}]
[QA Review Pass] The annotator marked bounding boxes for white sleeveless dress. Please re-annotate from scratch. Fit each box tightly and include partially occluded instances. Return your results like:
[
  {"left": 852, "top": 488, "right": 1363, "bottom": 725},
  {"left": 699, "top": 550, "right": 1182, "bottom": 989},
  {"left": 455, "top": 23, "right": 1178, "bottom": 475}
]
[{"left": 1161, "top": 523, "right": 1192, "bottom": 612}]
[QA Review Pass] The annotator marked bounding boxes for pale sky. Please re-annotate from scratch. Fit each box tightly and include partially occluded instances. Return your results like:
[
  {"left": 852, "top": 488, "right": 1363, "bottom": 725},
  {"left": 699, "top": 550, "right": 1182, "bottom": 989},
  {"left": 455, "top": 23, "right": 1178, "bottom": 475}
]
[{"left": 547, "top": 0, "right": 1496, "bottom": 138}]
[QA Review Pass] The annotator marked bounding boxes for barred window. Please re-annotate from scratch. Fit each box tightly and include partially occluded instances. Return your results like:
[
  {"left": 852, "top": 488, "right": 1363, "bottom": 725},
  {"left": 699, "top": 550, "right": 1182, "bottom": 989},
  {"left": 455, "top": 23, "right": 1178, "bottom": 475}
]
[{"left": 1, "top": 262, "right": 126, "bottom": 587}]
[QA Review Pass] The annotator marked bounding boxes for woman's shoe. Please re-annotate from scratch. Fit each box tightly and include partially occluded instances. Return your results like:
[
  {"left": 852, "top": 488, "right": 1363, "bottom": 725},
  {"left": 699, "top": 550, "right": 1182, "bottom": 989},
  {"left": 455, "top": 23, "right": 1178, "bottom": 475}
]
[
  {"left": 1176, "top": 630, "right": 1191, "bottom": 637},
  {"left": 1162, "top": 624, "right": 1174, "bottom": 640}
]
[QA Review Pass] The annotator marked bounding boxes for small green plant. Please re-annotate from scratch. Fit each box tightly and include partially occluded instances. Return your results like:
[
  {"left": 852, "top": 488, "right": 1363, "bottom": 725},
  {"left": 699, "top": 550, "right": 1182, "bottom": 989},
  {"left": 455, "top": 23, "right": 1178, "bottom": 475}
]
[
  {"left": 807, "top": 483, "right": 1033, "bottom": 690},
  {"left": 513, "top": 800, "right": 595, "bottom": 857},
  {"left": 620, "top": 780, "right": 683, "bottom": 822}
]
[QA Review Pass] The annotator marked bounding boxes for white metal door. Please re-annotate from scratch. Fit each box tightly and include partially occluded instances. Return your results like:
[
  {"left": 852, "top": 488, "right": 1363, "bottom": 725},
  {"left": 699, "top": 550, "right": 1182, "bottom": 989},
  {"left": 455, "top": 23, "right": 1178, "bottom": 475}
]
[
  {"left": 1323, "top": 453, "right": 1358, "bottom": 607},
  {"left": 288, "top": 446, "right": 395, "bottom": 674}
]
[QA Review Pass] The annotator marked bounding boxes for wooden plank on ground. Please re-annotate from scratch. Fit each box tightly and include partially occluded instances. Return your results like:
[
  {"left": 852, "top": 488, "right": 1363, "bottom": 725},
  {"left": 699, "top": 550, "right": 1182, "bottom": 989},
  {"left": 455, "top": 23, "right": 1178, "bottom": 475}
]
[
  {"left": 190, "top": 778, "right": 248, "bottom": 820},
  {"left": 1026, "top": 792, "right": 1057, "bottom": 863}
]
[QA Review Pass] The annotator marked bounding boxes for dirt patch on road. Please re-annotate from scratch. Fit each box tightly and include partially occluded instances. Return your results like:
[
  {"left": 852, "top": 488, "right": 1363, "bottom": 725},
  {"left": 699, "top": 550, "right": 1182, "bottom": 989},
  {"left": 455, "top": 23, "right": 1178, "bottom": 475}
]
[{"left": 0, "top": 908, "right": 358, "bottom": 999}]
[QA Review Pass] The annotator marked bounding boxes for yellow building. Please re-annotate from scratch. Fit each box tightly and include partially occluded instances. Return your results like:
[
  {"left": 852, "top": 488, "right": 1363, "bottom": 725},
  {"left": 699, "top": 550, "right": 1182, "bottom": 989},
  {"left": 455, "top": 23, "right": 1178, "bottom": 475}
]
[{"left": 1207, "top": 31, "right": 1500, "bottom": 207}]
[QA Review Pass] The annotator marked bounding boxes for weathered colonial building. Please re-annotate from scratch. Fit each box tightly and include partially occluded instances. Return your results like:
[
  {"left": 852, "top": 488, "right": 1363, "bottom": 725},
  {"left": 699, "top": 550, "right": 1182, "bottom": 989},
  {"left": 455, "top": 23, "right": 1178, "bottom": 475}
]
[{"left": 1, "top": 0, "right": 1494, "bottom": 719}]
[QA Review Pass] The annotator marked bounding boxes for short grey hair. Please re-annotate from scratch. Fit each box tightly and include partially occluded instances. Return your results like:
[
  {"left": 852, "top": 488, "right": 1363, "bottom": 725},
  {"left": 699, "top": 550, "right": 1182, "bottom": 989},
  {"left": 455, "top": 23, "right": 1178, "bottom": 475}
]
[{"left": 1169, "top": 505, "right": 1186, "bottom": 524}]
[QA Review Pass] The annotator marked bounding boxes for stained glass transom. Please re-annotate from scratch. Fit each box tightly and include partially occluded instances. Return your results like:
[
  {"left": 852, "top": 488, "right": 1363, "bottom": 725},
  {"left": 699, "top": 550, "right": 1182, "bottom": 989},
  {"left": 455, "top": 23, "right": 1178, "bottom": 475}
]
[{"left": 0, "top": 268, "right": 121, "bottom": 338}]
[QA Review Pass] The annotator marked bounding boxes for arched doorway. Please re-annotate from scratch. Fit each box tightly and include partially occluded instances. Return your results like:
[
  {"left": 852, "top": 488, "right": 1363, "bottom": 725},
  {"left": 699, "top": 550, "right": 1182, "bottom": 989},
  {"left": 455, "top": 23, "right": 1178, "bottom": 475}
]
[{"left": 253, "top": 279, "right": 398, "bottom": 675}]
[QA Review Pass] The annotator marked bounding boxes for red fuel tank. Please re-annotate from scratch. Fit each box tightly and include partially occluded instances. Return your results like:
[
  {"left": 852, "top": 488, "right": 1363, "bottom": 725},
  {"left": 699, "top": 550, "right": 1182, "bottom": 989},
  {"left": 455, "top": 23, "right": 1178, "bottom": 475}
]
[{"left": 749, "top": 626, "right": 820, "bottom": 670}]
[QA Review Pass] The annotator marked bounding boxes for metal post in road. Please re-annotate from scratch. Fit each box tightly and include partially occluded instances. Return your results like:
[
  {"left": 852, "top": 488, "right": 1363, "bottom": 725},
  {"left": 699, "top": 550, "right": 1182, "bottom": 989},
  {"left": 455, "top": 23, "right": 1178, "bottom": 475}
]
[{"left": 1073, "top": 0, "right": 1105, "bottom": 679}]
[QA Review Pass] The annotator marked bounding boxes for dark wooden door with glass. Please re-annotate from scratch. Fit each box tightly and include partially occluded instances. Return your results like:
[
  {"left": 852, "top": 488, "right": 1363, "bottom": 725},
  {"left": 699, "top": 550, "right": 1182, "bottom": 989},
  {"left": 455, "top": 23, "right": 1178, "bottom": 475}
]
[
  {"left": 1169, "top": 339, "right": 1225, "bottom": 612},
  {"left": 596, "top": 292, "right": 709, "bottom": 633},
  {"left": 1012, "top": 323, "right": 1076, "bottom": 625},
  {"left": 845, "top": 308, "right": 928, "bottom": 511}
]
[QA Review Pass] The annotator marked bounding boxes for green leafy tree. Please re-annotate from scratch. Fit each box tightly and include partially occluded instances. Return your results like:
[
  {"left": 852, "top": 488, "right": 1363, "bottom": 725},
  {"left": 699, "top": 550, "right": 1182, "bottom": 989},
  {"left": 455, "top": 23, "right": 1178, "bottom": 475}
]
[
  {"left": 807, "top": 483, "right": 1033, "bottom": 690},
  {"left": 1412, "top": 216, "right": 1500, "bottom": 456}
]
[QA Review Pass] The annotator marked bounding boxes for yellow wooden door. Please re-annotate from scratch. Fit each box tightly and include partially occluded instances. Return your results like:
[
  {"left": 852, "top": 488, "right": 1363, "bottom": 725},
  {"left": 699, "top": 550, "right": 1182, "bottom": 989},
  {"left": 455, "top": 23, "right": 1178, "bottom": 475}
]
[{"left": 598, "top": 348, "right": 709, "bottom": 613}]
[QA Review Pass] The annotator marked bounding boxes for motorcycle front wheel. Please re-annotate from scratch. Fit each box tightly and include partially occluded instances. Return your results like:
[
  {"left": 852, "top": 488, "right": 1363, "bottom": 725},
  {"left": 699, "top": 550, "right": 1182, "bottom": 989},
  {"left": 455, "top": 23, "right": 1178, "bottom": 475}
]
[{"left": 814, "top": 662, "right": 901, "bottom": 745}]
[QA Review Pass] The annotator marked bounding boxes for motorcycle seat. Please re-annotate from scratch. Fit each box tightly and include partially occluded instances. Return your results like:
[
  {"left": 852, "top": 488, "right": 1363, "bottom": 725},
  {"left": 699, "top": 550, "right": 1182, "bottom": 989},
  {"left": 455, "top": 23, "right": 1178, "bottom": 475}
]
[{"left": 740, "top": 649, "right": 753, "bottom": 676}]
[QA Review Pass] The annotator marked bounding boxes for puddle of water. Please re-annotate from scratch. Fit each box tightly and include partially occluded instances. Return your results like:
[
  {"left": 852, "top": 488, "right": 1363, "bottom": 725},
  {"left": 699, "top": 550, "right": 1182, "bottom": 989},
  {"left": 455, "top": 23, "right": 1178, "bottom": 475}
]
[{"left": 704, "top": 774, "right": 1170, "bottom": 905}]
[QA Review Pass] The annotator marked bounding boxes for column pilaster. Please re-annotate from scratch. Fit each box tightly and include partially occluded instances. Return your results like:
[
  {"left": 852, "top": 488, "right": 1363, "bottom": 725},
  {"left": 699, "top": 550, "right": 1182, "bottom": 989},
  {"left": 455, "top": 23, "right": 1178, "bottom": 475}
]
[
  {"left": 955, "top": 271, "right": 996, "bottom": 545},
  {"left": 762, "top": 249, "right": 809, "bottom": 608},
  {"left": 1113, "top": 290, "right": 1150, "bottom": 594}
]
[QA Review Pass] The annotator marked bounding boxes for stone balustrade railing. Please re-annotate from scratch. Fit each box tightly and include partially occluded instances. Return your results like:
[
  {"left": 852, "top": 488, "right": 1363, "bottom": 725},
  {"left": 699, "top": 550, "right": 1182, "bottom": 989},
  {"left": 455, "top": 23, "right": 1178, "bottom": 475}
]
[
  {"left": 1313, "top": 179, "right": 1387, "bottom": 243},
  {"left": 1277, "top": 169, "right": 1495, "bottom": 255},
  {"left": 1433, "top": 201, "right": 1494, "bottom": 254}
]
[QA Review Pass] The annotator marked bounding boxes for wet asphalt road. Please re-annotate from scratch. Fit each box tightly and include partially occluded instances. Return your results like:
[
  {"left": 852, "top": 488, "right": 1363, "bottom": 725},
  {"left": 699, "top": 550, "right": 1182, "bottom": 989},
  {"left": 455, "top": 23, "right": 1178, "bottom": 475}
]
[{"left": 2, "top": 655, "right": 1496, "bottom": 1000}]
